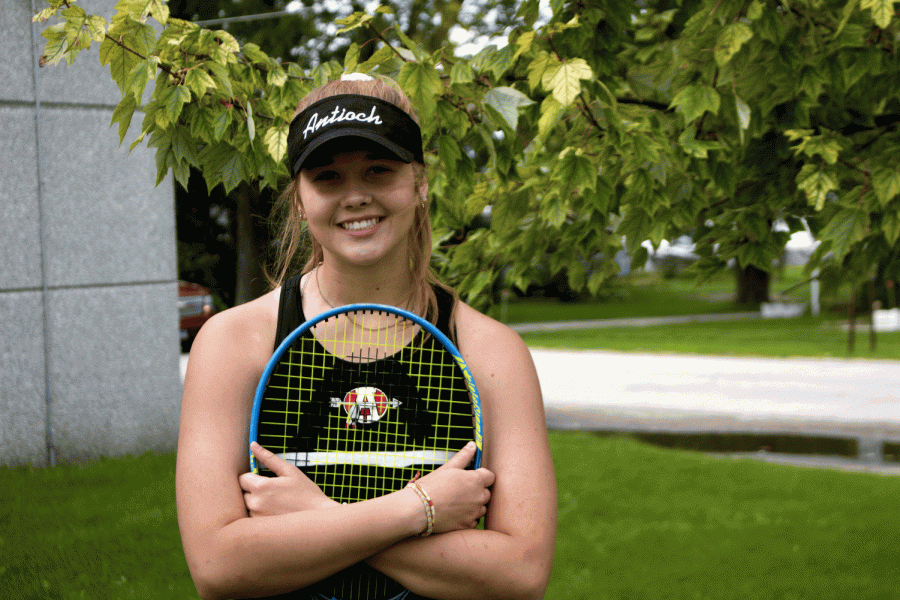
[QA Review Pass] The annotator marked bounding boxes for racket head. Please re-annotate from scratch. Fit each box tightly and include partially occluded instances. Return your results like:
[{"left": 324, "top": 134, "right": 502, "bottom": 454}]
[{"left": 249, "top": 303, "right": 483, "bottom": 480}]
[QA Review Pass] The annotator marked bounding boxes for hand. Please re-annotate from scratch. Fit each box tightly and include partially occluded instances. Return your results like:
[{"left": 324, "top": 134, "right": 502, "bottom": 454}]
[
  {"left": 415, "top": 442, "right": 495, "bottom": 534},
  {"left": 239, "top": 442, "right": 340, "bottom": 517}
]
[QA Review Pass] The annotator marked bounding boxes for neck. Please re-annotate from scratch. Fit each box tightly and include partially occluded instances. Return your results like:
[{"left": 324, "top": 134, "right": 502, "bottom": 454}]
[{"left": 313, "top": 260, "right": 416, "bottom": 310}]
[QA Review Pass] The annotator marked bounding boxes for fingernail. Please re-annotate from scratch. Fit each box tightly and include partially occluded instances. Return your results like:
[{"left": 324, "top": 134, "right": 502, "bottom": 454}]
[{"left": 466, "top": 441, "right": 475, "bottom": 449}]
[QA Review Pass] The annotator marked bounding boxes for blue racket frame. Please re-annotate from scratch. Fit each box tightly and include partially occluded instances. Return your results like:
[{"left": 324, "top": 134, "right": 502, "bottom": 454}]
[{"left": 249, "top": 303, "right": 483, "bottom": 474}]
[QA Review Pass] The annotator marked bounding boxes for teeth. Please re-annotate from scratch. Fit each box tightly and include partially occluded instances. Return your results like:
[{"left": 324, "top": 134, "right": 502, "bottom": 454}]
[{"left": 342, "top": 218, "right": 379, "bottom": 231}]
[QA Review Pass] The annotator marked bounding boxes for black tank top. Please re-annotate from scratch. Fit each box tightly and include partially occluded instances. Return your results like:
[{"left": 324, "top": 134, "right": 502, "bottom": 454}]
[
  {"left": 274, "top": 275, "right": 456, "bottom": 349},
  {"left": 263, "top": 275, "right": 458, "bottom": 600}
]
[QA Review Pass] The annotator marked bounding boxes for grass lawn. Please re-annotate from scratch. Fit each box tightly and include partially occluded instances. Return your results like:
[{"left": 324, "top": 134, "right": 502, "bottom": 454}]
[
  {"left": 489, "top": 267, "right": 900, "bottom": 360},
  {"left": 519, "top": 315, "right": 900, "bottom": 360},
  {"left": 488, "top": 266, "right": 824, "bottom": 325},
  {"left": 3, "top": 433, "right": 900, "bottom": 599}
]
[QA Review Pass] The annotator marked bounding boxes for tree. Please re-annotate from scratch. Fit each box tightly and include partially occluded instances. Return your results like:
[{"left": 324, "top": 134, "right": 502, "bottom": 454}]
[
  {"left": 34, "top": 0, "right": 900, "bottom": 311},
  {"left": 164, "top": 0, "right": 520, "bottom": 305}
]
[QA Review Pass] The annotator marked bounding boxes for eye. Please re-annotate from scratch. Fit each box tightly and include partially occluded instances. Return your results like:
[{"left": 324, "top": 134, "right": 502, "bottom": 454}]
[{"left": 313, "top": 170, "right": 340, "bottom": 182}]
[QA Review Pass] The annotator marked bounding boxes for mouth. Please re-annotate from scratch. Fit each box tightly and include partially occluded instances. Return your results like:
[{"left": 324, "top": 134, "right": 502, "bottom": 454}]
[{"left": 340, "top": 217, "right": 382, "bottom": 231}]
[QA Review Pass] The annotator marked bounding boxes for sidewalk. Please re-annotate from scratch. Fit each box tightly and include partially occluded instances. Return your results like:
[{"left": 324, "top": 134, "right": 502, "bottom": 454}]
[
  {"left": 529, "top": 347, "right": 900, "bottom": 441},
  {"left": 512, "top": 313, "right": 900, "bottom": 473}
]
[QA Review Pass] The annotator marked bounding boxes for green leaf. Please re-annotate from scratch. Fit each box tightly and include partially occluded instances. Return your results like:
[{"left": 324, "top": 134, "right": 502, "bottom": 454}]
[
  {"left": 148, "top": 0, "right": 169, "bottom": 24},
  {"left": 715, "top": 22, "right": 753, "bottom": 66},
  {"left": 546, "top": 58, "right": 593, "bottom": 106},
  {"left": 110, "top": 94, "right": 137, "bottom": 143},
  {"left": 861, "top": 0, "right": 894, "bottom": 27},
  {"left": 159, "top": 84, "right": 191, "bottom": 126},
  {"left": 199, "top": 143, "right": 245, "bottom": 193},
  {"left": 796, "top": 135, "right": 843, "bottom": 164},
  {"left": 398, "top": 62, "right": 442, "bottom": 128},
  {"left": 873, "top": 167, "right": 900, "bottom": 206},
  {"left": 735, "top": 94, "right": 751, "bottom": 144},
  {"left": 537, "top": 95, "right": 565, "bottom": 139},
  {"left": 747, "top": 0, "right": 764, "bottom": 19},
  {"left": 85, "top": 14, "right": 107, "bottom": 41},
  {"left": 833, "top": 0, "right": 860, "bottom": 39},
  {"left": 883, "top": 209, "right": 900, "bottom": 244},
  {"left": 40, "top": 29, "right": 67, "bottom": 66},
  {"left": 483, "top": 87, "right": 534, "bottom": 131},
  {"left": 206, "top": 62, "right": 233, "bottom": 97},
  {"left": 212, "top": 29, "right": 240, "bottom": 54},
  {"left": 246, "top": 101, "right": 255, "bottom": 142},
  {"left": 393, "top": 23, "right": 426, "bottom": 61},
  {"left": 449, "top": 59, "right": 474, "bottom": 86},
  {"left": 553, "top": 147, "right": 597, "bottom": 196},
  {"left": 184, "top": 67, "right": 215, "bottom": 98},
  {"left": 677, "top": 127, "right": 721, "bottom": 158},
  {"left": 335, "top": 11, "right": 373, "bottom": 34},
  {"left": 438, "top": 135, "right": 462, "bottom": 182},
  {"left": 516, "top": 0, "right": 540, "bottom": 27},
  {"left": 344, "top": 43, "right": 360, "bottom": 72},
  {"left": 670, "top": 84, "right": 720, "bottom": 123},
  {"left": 820, "top": 207, "right": 868, "bottom": 260},
  {"left": 513, "top": 30, "right": 536, "bottom": 61},
  {"left": 263, "top": 124, "right": 288, "bottom": 163},
  {"left": 242, "top": 42, "right": 270, "bottom": 66},
  {"left": 125, "top": 57, "right": 157, "bottom": 102},
  {"left": 617, "top": 207, "right": 653, "bottom": 252},
  {"left": 212, "top": 109, "right": 233, "bottom": 141},
  {"left": 797, "top": 164, "right": 839, "bottom": 210},
  {"left": 190, "top": 106, "right": 216, "bottom": 142},
  {"left": 99, "top": 18, "right": 153, "bottom": 92},
  {"left": 528, "top": 53, "right": 557, "bottom": 91}
]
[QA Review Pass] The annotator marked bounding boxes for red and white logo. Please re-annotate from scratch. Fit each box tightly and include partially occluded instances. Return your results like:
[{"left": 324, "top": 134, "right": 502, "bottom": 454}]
[{"left": 331, "top": 387, "right": 400, "bottom": 428}]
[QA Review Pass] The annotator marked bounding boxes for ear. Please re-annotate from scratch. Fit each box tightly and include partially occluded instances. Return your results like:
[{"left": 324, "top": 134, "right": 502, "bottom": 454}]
[
  {"left": 418, "top": 179, "right": 429, "bottom": 203},
  {"left": 294, "top": 187, "right": 306, "bottom": 220}
]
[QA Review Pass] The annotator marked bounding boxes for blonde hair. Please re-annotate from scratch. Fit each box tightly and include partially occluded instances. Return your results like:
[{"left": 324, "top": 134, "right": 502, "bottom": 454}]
[{"left": 269, "top": 77, "right": 456, "bottom": 326}]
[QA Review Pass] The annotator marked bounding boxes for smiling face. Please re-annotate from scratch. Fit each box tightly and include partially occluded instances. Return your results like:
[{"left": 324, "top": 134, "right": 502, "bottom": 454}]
[{"left": 297, "top": 145, "right": 425, "bottom": 270}]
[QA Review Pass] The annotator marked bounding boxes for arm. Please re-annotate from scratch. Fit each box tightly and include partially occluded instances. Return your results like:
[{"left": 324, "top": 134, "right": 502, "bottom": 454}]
[
  {"left": 364, "top": 307, "right": 558, "bottom": 600},
  {"left": 176, "top": 299, "right": 493, "bottom": 600}
]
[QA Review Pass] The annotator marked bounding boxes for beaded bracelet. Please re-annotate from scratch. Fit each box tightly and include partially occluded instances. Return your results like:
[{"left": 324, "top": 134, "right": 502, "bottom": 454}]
[{"left": 406, "top": 474, "right": 435, "bottom": 537}]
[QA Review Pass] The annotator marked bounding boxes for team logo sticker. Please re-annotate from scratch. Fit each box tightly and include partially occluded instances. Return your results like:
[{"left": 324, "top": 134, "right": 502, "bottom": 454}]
[{"left": 331, "top": 387, "right": 401, "bottom": 428}]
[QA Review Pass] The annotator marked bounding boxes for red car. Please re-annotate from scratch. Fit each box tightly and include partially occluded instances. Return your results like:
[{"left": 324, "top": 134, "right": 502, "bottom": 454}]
[{"left": 179, "top": 281, "right": 216, "bottom": 350}]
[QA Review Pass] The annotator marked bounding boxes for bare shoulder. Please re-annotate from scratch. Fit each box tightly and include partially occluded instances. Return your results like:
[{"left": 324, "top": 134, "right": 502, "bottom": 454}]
[
  {"left": 184, "top": 288, "right": 282, "bottom": 391},
  {"left": 194, "top": 290, "right": 279, "bottom": 354},
  {"left": 451, "top": 302, "right": 541, "bottom": 418},
  {"left": 453, "top": 302, "right": 531, "bottom": 368}
]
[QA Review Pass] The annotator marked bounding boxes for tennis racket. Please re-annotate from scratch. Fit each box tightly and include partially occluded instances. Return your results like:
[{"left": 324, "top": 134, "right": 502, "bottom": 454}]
[{"left": 249, "top": 303, "right": 483, "bottom": 600}]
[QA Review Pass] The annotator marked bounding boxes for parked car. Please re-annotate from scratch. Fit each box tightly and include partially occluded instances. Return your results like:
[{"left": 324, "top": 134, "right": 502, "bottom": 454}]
[{"left": 179, "top": 281, "right": 216, "bottom": 351}]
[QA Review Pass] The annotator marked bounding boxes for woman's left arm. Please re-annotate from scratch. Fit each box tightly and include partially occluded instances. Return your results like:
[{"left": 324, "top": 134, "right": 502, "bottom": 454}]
[{"left": 364, "top": 307, "right": 558, "bottom": 600}]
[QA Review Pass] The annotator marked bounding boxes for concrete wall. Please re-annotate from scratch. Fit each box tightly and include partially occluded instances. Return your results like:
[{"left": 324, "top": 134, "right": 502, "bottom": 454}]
[{"left": 1, "top": 0, "right": 182, "bottom": 466}]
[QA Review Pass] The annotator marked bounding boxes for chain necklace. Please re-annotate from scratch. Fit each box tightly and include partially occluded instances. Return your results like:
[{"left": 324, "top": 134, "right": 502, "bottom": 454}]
[{"left": 306, "top": 264, "right": 416, "bottom": 333}]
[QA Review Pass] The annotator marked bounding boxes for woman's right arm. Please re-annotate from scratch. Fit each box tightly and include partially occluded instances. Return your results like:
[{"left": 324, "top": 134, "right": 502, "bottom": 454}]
[{"left": 175, "top": 302, "right": 491, "bottom": 600}]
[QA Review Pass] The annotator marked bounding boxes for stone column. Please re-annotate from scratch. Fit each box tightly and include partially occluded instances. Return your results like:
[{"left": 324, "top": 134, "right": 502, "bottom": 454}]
[{"left": 1, "top": 0, "right": 181, "bottom": 465}]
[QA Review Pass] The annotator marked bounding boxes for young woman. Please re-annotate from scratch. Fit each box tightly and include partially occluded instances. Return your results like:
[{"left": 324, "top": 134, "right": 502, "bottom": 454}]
[{"left": 176, "top": 74, "right": 556, "bottom": 600}]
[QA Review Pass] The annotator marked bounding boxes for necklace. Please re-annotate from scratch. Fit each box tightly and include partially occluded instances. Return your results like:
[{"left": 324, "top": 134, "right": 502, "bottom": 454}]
[{"left": 307, "top": 264, "right": 416, "bottom": 333}]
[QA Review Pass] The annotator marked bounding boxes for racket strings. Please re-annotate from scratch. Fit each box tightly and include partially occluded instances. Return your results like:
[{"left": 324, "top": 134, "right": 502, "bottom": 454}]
[{"left": 255, "top": 308, "right": 477, "bottom": 600}]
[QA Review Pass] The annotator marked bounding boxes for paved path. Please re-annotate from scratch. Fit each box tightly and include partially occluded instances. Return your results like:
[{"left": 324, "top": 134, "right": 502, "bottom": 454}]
[{"left": 530, "top": 347, "right": 900, "bottom": 441}]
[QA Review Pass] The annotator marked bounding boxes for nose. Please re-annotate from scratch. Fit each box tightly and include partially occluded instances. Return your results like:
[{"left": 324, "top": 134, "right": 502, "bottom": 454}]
[{"left": 341, "top": 180, "right": 373, "bottom": 208}]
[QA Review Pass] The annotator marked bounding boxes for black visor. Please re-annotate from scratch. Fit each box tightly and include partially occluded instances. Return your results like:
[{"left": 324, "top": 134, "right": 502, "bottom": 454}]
[{"left": 287, "top": 94, "right": 424, "bottom": 177}]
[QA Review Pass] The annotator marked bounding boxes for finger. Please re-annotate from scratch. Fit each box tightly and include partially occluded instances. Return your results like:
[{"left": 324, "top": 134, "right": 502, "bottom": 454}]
[
  {"left": 476, "top": 467, "right": 496, "bottom": 487},
  {"left": 441, "top": 441, "right": 477, "bottom": 469},
  {"left": 250, "top": 442, "right": 302, "bottom": 478},
  {"left": 238, "top": 472, "right": 266, "bottom": 493}
]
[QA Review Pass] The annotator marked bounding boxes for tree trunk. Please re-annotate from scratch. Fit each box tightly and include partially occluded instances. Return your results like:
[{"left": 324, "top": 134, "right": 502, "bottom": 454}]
[
  {"left": 734, "top": 263, "right": 770, "bottom": 305},
  {"left": 234, "top": 183, "right": 268, "bottom": 305}
]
